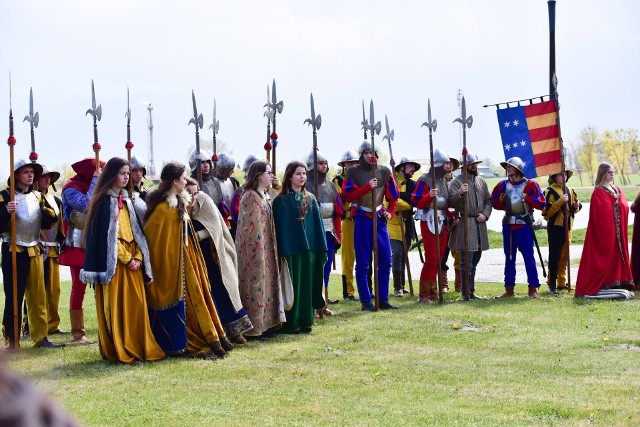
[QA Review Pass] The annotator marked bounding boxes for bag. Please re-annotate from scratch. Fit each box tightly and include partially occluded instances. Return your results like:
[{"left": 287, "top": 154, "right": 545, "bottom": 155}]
[{"left": 280, "top": 257, "right": 294, "bottom": 311}]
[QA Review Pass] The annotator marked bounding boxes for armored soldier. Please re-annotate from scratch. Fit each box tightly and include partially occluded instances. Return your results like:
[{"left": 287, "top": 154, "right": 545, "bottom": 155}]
[
  {"left": 0, "top": 160, "right": 61, "bottom": 349},
  {"left": 307, "top": 150, "right": 343, "bottom": 311},
  {"left": 332, "top": 150, "right": 360, "bottom": 301},
  {"left": 491, "top": 157, "right": 546, "bottom": 298},
  {"left": 388, "top": 157, "right": 420, "bottom": 297},
  {"left": 189, "top": 149, "right": 223, "bottom": 209},
  {"left": 343, "top": 141, "right": 399, "bottom": 311},
  {"left": 411, "top": 149, "right": 455, "bottom": 303},
  {"left": 37, "top": 165, "right": 66, "bottom": 334},
  {"left": 213, "top": 153, "right": 241, "bottom": 226},
  {"left": 447, "top": 152, "right": 492, "bottom": 300},
  {"left": 129, "top": 156, "right": 148, "bottom": 221}
]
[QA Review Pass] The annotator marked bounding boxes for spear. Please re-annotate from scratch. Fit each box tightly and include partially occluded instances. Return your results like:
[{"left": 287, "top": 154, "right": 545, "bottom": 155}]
[
  {"left": 23, "top": 87, "right": 40, "bottom": 191},
  {"left": 268, "top": 79, "right": 283, "bottom": 172},
  {"left": 421, "top": 99, "right": 445, "bottom": 303},
  {"left": 85, "top": 80, "right": 102, "bottom": 171},
  {"left": 303, "top": 93, "right": 322, "bottom": 199},
  {"left": 363, "top": 100, "right": 382, "bottom": 310},
  {"left": 209, "top": 99, "right": 220, "bottom": 169},
  {"left": 361, "top": 100, "right": 368, "bottom": 140},
  {"left": 125, "top": 86, "right": 134, "bottom": 193},
  {"left": 383, "top": 115, "right": 414, "bottom": 296},
  {"left": 263, "top": 85, "right": 273, "bottom": 163},
  {"left": 188, "top": 90, "right": 204, "bottom": 188},
  {"left": 453, "top": 97, "right": 473, "bottom": 301},
  {"left": 7, "top": 75, "right": 19, "bottom": 350}
]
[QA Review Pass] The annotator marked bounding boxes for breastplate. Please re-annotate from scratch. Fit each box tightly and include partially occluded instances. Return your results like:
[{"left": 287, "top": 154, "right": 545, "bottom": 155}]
[
  {"left": 132, "top": 193, "right": 147, "bottom": 223},
  {"left": 3, "top": 193, "right": 42, "bottom": 247},
  {"left": 319, "top": 202, "right": 334, "bottom": 219},
  {"left": 40, "top": 194, "right": 60, "bottom": 244},
  {"left": 218, "top": 179, "right": 235, "bottom": 208},
  {"left": 504, "top": 181, "right": 526, "bottom": 215}
]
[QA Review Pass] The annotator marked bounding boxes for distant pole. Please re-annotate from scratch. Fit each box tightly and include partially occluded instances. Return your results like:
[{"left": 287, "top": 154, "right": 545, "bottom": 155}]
[
  {"left": 548, "top": 0, "right": 556, "bottom": 97},
  {"left": 146, "top": 103, "right": 156, "bottom": 178}
]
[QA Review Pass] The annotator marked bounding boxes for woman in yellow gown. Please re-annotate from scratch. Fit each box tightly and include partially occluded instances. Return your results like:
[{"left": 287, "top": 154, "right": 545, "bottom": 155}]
[
  {"left": 81, "top": 157, "right": 165, "bottom": 364},
  {"left": 143, "top": 162, "right": 233, "bottom": 359}
]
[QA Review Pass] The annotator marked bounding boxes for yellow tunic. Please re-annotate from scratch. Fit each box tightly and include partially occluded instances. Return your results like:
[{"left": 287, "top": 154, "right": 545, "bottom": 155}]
[{"left": 95, "top": 205, "right": 165, "bottom": 364}]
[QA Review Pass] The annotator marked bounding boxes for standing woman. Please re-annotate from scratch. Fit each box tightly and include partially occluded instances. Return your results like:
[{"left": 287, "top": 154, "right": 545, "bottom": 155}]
[
  {"left": 144, "top": 162, "right": 233, "bottom": 359},
  {"left": 80, "top": 157, "right": 164, "bottom": 364},
  {"left": 575, "top": 163, "right": 634, "bottom": 297},
  {"left": 273, "top": 161, "right": 327, "bottom": 333},
  {"left": 236, "top": 160, "right": 285, "bottom": 337}
]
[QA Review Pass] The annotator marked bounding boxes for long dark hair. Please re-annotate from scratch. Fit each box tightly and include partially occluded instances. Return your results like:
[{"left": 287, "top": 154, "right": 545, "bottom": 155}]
[
  {"left": 243, "top": 159, "right": 269, "bottom": 193},
  {"left": 83, "top": 157, "right": 129, "bottom": 247},
  {"left": 276, "top": 161, "right": 309, "bottom": 219},
  {"left": 144, "top": 162, "right": 187, "bottom": 222}
]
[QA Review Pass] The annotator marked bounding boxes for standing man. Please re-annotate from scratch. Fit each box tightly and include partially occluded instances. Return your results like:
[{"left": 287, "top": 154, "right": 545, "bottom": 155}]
[
  {"left": 542, "top": 170, "right": 581, "bottom": 294},
  {"left": 411, "top": 149, "right": 454, "bottom": 304},
  {"left": 332, "top": 149, "right": 359, "bottom": 301},
  {"left": 307, "top": 150, "right": 343, "bottom": 312},
  {"left": 38, "top": 165, "right": 66, "bottom": 334},
  {"left": 0, "top": 160, "right": 62, "bottom": 349},
  {"left": 447, "top": 152, "right": 492, "bottom": 300},
  {"left": 130, "top": 156, "right": 148, "bottom": 220},
  {"left": 343, "top": 141, "right": 399, "bottom": 311},
  {"left": 213, "top": 153, "right": 241, "bottom": 227},
  {"left": 59, "top": 157, "right": 103, "bottom": 344},
  {"left": 388, "top": 157, "right": 420, "bottom": 297},
  {"left": 491, "top": 157, "right": 546, "bottom": 298},
  {"left": 189, "top": 149, "right": 222, "bottom": 206}
]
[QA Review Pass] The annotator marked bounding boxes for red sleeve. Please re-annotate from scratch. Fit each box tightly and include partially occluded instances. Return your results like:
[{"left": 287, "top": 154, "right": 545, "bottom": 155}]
[{"left": 343, "top": 178, "right": 372, "bottom": 203}]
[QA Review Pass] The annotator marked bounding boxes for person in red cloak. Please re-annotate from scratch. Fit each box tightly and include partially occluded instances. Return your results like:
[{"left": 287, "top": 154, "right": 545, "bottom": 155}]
[
  {"left": 58, "top": 158, "right": 104, "bottom": 343},
  {"left": 575, "top": 162, "right": 634, "bottom": 297},
  {"left": 630, "top": 191, "right": 640, "bottom": 287}
]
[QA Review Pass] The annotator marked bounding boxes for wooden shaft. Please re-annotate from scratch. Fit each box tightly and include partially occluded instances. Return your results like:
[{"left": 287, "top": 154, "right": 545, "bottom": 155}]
[{"left": 9, "top": 146, "right": 19, "bottom": 350}]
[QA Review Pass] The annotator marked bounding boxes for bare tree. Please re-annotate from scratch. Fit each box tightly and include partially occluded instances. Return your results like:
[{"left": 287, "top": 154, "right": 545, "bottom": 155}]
[{"left": 565, "top": 138, "right": 584, "bottom": 186}]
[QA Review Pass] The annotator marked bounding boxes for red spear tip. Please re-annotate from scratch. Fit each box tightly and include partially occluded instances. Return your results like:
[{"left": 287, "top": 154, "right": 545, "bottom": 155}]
[
  {"left": 270, "top": 132, "right": 278, "bottom": 140},
  {"left": 211, "top": 154, "right": 219, "bottom": 162},
  {"left": 125, "top": 141, "right": 134, "bottom": 150},
  {"left": 7, "top": 136, "right": 16, "bottom": 146},
  {"left": 29, "top": 152, "right": 39, "bottom": 162},
  {"left": 92, "top": 142, "right": 102, "bottom": 152},
  {"left": 263, "top": 141, "right": 273, "bottom": 150}
]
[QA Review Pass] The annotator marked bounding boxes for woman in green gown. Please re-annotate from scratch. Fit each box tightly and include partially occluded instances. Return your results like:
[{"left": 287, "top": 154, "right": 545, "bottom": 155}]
[{"left": 272, "top": 161, "right": 328, "bottom": 333}]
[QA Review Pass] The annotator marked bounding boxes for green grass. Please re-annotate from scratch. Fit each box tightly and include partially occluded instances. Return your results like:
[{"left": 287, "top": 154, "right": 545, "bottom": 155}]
[{"left": 4, "top": 278, "right": 640, "bottom": 426}]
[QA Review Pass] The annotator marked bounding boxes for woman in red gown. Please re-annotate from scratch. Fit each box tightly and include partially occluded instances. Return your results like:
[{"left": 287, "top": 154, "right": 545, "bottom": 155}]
[{"left": 575, "top": 163, "right": 634, "bottom": 297}]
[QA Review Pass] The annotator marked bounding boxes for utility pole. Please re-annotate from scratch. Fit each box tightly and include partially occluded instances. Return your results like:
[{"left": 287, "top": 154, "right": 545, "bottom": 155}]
[{"left": 146, "top": 103, "right": 156, "bottom": 178}]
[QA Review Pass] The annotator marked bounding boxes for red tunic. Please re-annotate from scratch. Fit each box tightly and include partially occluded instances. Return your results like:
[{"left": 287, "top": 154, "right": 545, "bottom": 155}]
[{"left": 575, "top": 186, "right": 634, "bottom": 296}]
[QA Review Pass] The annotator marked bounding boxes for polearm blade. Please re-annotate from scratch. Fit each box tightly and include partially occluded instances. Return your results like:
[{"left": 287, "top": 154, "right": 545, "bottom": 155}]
[
  {"left": 209, "top": 99, "right": 220, "bottom": 165},
  {"left": 382, "top": 114, "right": 395, "bottom": 168},
  {"left": 303, "top": 92, "right": 322, "bottom": 198},
  {"left": 23, "top": 87, "right": 39, "bottom": 164},
  {"left": 453, "top": 96, "right": 473, "bottom": 301},
  {"left": 263, "top": 85, "right": 273, "bottom": 162},
  {"left": 125, "top": 87, "right": 134, "bottom": 193},
  {"left": 361, "top": 99, "right": 368, "bottom": 140},
  {"left": 7, "top": 74, "right": 19, "bottom": 350},
  {"left": 421, "top": 98, "right": 444, "bottom": 303},
  {"left": 85, "top": 80, "right": 102, "bottom": 171},
  {"left": 188, "top": 90, "right": 204, "bottom": 187},
  {"left": 269, "top": 79, "right": 283, "bottom": 172}
]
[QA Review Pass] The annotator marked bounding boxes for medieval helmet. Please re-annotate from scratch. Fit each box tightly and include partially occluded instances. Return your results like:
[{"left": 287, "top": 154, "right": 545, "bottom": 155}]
[
  {"left": 548, "top": 169, "right": 573, "bottom": 185},
  {"left": 395, "top": 157, "right": 421, "bottom": 172},
  {"left": 446, "top": 152, "right": 460, "bottom": 171},
  {"left": 432, "top": 149, "right": 450, "bottom": 168},
  {"left": 337, "top": 150, "right": 359, "bottom": 167},
  {"left": 130, "top": 155, "right": 147, "bottom": 176},
  {"left": 188, "top": 149, "right": 212, "bottom": 172},
  {"left": 242, "top": 155, "right": 259, "bottom": 173},
  {"left": 306, "top": 150, "right": 328, "bottom": 171},
  {"left": 461, "top": 151, "right": 482, "bottom": 166},
  {"left": 500, "top": 157, "right": 525, "bottom": 175},
  {"left": 358, "top": 140, "right": 379, "bottom": 157},
  {"left": 8, "top": 159, "right": 43, "bottom": 187},
  {"left": 39, "top": 164, "right": 61, "bottom": 191},
  {"left": 216, "top": 153, "right": 235, "bottom": 169}
]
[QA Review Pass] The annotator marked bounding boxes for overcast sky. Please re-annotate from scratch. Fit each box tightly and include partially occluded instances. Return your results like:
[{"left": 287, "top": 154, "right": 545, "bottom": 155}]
[{"left": 1, "top": 0, "right": 638, "bottom": 177}]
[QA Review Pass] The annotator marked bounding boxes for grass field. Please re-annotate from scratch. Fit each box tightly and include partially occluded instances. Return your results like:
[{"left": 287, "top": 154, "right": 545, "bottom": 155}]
[{"left": 3, "top": 277, "right": 640, "bottom": 426}]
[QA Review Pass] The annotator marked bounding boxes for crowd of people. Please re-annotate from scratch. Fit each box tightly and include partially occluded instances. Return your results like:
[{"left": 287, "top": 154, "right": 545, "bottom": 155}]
[{"left": 0, "top": 143, "right": 637, "bottom": 363}]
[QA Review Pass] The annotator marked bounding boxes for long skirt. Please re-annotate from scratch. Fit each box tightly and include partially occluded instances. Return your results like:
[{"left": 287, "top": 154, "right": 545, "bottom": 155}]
[{"left": 281, "top": 251, "right": 326, "bottom": 333}]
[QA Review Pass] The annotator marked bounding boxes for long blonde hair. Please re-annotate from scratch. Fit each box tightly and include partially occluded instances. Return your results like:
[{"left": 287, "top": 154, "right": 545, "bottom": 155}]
[{"left": 594, "top": 162, "right": 613, "bottom": 187}]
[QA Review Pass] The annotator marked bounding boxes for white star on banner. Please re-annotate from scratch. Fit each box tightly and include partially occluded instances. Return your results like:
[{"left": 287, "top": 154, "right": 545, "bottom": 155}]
[
  {"left": 520, "top": 140, "right": 526, "bottom": 147},
  {"left": 504, "top": 122, "right": 510, "bottom": 128},
  {"left": 513, "top": 119, "right": 519, "bottom": 126},
  {"left": 505, "top": 144, "right": 511, "bottom": 151}
]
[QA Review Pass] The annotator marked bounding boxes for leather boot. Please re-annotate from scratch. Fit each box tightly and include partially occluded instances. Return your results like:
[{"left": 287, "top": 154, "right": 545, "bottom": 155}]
[
  {"left": 70, "top": 309, "right": 93, "bottom": 345},
  {"left": 342, "top": 275, "right": 348, "bottom": 299},
  {"left": 454, "top": 269, "right": 462, "bottom": 292},
  {"left": 429, "top": 281, "right": 439, "bottom": 302},
  {"left": 392, "top": 270, "right": 404, "bottom": 297},
  {"left": 439, "top": 271, "right": 449, "bottom": 293},
  {"left": 497, "top": 286, "right": 515, "bottom": 298},
  {"left": 417, "top": 280, "right": 431, "bottom": 304},
  {"left": 528, "top": 286, "right": 539, "bottom": 299}
]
